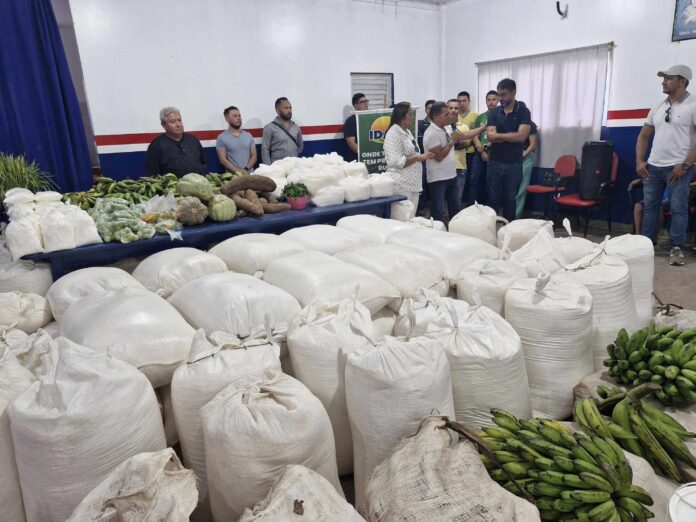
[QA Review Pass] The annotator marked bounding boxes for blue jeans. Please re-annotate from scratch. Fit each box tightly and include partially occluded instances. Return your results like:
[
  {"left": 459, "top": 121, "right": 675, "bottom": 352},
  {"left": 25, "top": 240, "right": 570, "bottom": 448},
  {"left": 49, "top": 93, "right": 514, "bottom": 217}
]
[
  {"left": 487, "top": 160, "right": 523, "bottom": 222},
  {"left": 468, "top": 152, "right": 488, "bottom": 206},
  {"left": 641, "top": 164, "right": 692, "bottom": 248},
  {"left": 429, "top": 176, "right": 460, "bottom": 222},
  {"left": 515, "top": 152, "right": 535, "bottom": 218},
  {"left": 455, "top": 169, "right": 466, "bottom": 206}
]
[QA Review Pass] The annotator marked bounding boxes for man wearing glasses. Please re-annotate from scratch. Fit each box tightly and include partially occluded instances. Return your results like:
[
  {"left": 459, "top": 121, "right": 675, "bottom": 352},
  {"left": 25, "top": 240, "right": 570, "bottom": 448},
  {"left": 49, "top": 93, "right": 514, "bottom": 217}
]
[
  {"left": 343, "top": 93, "right": 369, "bottom": 162},
  {"left": 636, "top": 65, "right": 696, "bottom": 266},
  {"left": 145, "top": 107, "right": 206, "bottom": 176}
]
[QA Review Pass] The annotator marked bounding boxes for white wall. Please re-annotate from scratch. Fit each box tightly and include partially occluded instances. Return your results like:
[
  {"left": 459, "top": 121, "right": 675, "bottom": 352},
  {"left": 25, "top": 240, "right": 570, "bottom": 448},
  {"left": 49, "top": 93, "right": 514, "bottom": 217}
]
[
  {"left": 443, "top": 0, "right": 696, "bottom": 114},
  {"left": 69, "top": 0, "right": 442, "bottom": 139}
]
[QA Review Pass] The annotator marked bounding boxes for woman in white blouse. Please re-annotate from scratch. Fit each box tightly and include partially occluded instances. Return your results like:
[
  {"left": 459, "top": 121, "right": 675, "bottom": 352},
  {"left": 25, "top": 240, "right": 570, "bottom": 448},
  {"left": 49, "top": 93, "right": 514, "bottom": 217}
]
[{"left": 383, "top": 102, "right": 434, "bottom": 212}]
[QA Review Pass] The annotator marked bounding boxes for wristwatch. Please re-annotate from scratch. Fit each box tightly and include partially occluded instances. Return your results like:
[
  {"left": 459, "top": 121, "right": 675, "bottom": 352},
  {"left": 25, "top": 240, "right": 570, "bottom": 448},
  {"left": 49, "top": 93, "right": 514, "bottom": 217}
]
[{"left": 683, "top": 162, "right": 694, "bottom": 170}]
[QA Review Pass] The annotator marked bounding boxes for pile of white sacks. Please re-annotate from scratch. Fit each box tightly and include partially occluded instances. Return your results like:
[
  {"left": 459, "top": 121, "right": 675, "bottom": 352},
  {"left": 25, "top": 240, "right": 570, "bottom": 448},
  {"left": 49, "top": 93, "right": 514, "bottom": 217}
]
[
  {"left": 0, "top": 202, "right": 658, "bottom": 521},
  {"left": 3, "top": 189, "right": 101, "bottom": 259}
]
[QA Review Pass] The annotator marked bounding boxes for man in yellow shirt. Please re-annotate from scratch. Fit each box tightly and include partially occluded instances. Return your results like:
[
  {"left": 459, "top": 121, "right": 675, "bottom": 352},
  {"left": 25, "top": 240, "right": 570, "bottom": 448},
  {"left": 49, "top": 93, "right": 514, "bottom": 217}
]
[{"left": 456, "top": 91, "right": 478, "bottom": 204}]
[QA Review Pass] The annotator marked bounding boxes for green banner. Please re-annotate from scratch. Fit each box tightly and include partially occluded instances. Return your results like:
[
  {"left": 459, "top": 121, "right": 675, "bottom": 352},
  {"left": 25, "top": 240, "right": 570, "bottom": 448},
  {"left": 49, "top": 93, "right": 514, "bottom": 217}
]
[{"left": 356, "top": 109, "right": 418, "bottom": 174}]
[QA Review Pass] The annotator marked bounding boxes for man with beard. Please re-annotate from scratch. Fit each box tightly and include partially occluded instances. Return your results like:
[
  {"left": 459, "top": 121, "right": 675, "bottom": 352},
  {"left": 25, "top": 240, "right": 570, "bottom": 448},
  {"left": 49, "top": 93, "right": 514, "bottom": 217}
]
[
  {"left": 262, "top": 97, "right": 304, "bottom": 164},
  {"left": 216, "top": 106, "right": 257, "bottom": 174}
]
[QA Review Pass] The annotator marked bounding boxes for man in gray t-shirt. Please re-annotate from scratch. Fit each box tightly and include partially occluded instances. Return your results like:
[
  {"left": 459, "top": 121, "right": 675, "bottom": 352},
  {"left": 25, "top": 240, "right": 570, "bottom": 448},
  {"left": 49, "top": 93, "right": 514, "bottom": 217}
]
[{"left": 216, "top": 106, "right": 257, "bottom": 173}]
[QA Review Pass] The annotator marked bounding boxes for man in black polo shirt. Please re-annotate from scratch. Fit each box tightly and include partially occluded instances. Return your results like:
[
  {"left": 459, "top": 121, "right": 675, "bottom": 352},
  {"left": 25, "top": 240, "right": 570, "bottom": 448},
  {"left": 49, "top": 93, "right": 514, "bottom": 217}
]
[
  {"left": 486, "top": 78, "right": 531, "bottom": 221},
  {"left": 145, "top": 107, "right": 206, "bottom": 176},
  {"left": 343, "top": 93, "right": 368, "bottom": 162}
]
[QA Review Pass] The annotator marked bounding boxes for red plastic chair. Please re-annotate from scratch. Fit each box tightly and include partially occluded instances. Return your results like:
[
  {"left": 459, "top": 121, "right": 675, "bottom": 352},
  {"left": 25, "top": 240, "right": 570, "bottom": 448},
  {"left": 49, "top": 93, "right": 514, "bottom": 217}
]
[
  {"left": 526, "top": 155, "right": 577, "bottom": 217},
  {"left": 555, "top": 152, "right": 619, "bottom": 237}
]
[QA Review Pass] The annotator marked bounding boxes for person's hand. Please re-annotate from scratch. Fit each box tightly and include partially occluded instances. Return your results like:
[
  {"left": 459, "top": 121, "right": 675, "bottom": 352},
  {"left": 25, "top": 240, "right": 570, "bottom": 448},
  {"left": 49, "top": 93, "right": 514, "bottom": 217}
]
[
  {"left": 451, "top": 130, "right": 464, "bottom": 142},
  {"left": 627, "top": 178, "right": 642, "bottom": 192},
  {"left": 481, "top": 151, "right": 489, "bottom": 162},
  {"left": 522, "top": 150, "right": 529, "bottom": 158},
  {"left": 488, "top": 129, "right": 498, "bottom": 142},
  {"left": 636, "top": 160, "right": 649, "bottom": 180},
  {"left": 422, "top": 152, "right": 435, "bottom": 161},
  {"left": 667, "top": 163, "right": 686, "bottom": 184}
]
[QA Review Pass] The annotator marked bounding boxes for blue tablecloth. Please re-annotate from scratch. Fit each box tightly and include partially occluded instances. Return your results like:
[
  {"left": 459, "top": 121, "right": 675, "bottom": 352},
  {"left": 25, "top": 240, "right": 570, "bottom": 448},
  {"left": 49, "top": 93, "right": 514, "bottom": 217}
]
[{"left": 23, "top": 195, "right": 406, "bottom": 279}]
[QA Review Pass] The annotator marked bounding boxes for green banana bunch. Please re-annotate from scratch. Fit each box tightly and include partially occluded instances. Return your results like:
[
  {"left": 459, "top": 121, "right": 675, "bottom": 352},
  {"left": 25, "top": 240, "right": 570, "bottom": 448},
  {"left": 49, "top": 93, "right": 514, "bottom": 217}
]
[
  {"left": 62, "top": 173, "right": 186, "bottom": 210},
  {"left": 481, "top": 408, "right": 655, "bottom": 521},
  {"left": 605, "top": 325, "right": 696, "bottom": 405}
]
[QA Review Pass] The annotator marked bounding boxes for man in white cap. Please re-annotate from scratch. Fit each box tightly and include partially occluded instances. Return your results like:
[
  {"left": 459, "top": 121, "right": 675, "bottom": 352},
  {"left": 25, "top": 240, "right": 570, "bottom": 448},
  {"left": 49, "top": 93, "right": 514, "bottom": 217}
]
[{"left": 636, "top": 64, "right": 696, "bottom": 265}]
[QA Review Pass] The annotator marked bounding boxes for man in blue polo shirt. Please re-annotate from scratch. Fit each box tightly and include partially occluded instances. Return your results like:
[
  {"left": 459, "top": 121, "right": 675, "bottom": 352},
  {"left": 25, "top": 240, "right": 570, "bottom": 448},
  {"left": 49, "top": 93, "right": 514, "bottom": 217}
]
[{"left": 486, "top": 78, "right": 531, "bottom": 221}]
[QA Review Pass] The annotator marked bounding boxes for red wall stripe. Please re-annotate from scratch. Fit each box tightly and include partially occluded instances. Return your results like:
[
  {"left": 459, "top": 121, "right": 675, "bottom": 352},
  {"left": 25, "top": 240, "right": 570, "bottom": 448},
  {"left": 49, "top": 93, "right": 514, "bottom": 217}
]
[
  {"left": 606, "top": 109, "right": 650, "bottom": 120},
  {"left": 95, "top": 112, "right": 648, "bottom": 146},
  {"left": 95, "top": 124, "right": 345, "bottom": 146}
]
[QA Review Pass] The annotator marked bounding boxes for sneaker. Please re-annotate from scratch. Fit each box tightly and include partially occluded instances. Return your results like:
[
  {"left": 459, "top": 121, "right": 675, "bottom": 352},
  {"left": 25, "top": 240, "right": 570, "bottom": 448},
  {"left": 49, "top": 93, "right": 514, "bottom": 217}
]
[{"left": 669, "top": 247, "right": 686, "bottom": 266}]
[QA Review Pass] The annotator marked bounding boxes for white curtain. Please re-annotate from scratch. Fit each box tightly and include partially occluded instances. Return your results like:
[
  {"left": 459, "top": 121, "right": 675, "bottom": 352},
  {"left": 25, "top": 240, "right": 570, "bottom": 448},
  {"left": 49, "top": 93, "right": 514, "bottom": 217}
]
[{"left": 477, "top": 44, "right": 610, "bottom": 168}]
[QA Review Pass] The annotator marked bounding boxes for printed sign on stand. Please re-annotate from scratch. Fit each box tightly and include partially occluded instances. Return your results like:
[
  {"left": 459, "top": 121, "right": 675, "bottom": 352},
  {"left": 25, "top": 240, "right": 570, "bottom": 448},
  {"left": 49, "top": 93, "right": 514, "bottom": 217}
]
[{"left": 355, "top": 108, "right": 418, "bottom": 174}]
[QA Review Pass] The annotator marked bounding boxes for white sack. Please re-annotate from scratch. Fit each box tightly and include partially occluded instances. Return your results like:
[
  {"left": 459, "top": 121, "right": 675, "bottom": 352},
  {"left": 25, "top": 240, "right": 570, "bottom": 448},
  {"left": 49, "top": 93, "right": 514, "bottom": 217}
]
[
  {"left": 554, "top": 218, "right": 597, "bottom": 263},
  {"left": 497, "top": 218, "right": 554, "bottom": 251},
  {"left": 409, "top": 215, "right": 447, "bottom": 231},
  {"left": 449, "top": 204, "right": 506, "bottom": 245},
  {"left": 254, "top": 164, "right": 287, "bottom": 179},
  {"left": 365, "top": 416, "right": 541, "bottom": 521},
  {"left": 371, "top": 308, "right": 396, "bottom": 338},
  {"left": 294, "top": 168, "right": 343, "bottom": 195},
  {"left": 46, "top": 266, "right": 145, "bottom": 321},
  {"left": 3, "top": 330, "right": 54, "bottom": 377},
  {"left": 456, "top": 258, "right": 528, "bottom": 316},
  {"left": 310, "top": 185, "right": 345, "bottom": 206},
  {"left": 0, "top": 261, "right": 52, "bottom": 296},
  {"left": 654, "top": 308, "right": 696, "bottom": 330},
  {"left": 553, "top": 252, "right": 639, "bottom": 371},
  {"left": 605, "top": 233, "right": 655, "bottom": 328},
  {"left": 171, "top": 329, "right": 281, "bottom": 513},
  {"left": 336, "top": 214, "right": 415, "bottom": 244},
  {"left": 345, "top": 335, "right": 455, "bottom": 513},
  {"left": 0, "top": 292, "right": 52, "bottom": 333},
  {"left": 342, "top": 161, "right": 369, "bottom": 177},
  {"left": 3, "top": 188, "right": 35, "bottom": 207},
  {"left": 168, "top": 272, "right": 300, "bottom": 349},
  {"left": 387, "top": 227, "right": 499, "bottom": 281},
  {"left": 505, "top": 274, "right": 594, "bottom": 419},
  {"left": 62, "top": 205, "right": 101, "bottom": 247},
  {"left": 337, "top": 243, "right": 448, "bottom": 310},
  {"left": 339, "top": 176, "right": 371, "bottom": 202},
  {"left": 264, "top": 251, "right": 400, "bottom": 314},
  {"left": 422, "top": 302, "right": 532, "bottom": 428},
  {"left": 154, "top": 385, "right": 177, "bottom": 448},
  {"left": 132, "top": 247, "right": 227, "bottom": 298},
  {"left": 281, "top": 224, "right": 377, "bottom": 255},
  {"left": 392, "top": 289, "right": 472, "bottom": 338},
  {"left": 40, "top": 210, "right": 76, "bottom": 253},
  {"left": 0, "top": 350, "right": 35, "bottom": 522},
  {"left": 239, "top": 465, "right": 364, "bottom": 522},
  {"left": 508, "top": 228, "right": 568, "bottom": 277},
  {"left": 60, "top": 288, "right": 195, "bottom": 387},
  {"left": 34, "top": 191, "right": 62, "bottom": 202},
  {"left": 287, "top": 298, "right": 374, "bottom": 475},
  {"left": 209, "top": 233, "right": 306, "bottom": 277},
  {"left": 391, "top": 200, "right": 415, "bottom": 221},
  {"left": 8, "top": 338, "right": 166, "bottom": 522},
  {"left": 5, "top": 216, "right": 43, "bottom": 260},
  {"left": 202, "top": 371, "right": 341, "bottom": 521},
  {"left": 368, "top": 173, "right": 394, "bottom": 197},
  {"left": 1, "top": 327, "right": 28, "bottom": 347},
  {"left": 66, "top": 448, "right": 197, "bottom": 522}
]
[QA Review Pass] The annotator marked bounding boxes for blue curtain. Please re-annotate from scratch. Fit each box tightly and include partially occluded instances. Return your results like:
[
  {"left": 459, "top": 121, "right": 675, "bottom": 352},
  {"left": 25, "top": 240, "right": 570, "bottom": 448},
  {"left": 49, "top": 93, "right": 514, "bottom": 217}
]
[{"left": 0, "top": 0, "right": 91, "bottom": 192}]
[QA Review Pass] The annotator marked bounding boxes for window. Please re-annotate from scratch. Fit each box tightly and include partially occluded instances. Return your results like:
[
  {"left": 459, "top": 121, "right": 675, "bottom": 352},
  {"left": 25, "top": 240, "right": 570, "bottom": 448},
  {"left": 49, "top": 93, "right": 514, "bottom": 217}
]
[
  {"left": 350, "top": 73, "right": 394, "bottom": 109},
  {"left": 477, "top": 43, "right": 612, "bottom": 167}
]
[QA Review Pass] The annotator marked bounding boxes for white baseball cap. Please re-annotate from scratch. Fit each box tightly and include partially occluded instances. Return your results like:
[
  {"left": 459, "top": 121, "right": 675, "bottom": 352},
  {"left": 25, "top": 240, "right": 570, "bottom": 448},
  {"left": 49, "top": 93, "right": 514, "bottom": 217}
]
[{"left": 657, "top": 65, "right": 692, "bottom": 81}]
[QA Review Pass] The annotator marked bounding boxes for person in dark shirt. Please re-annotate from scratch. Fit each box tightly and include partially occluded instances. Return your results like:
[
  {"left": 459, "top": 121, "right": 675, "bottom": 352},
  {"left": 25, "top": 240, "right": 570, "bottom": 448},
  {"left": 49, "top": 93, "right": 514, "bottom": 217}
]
[
  {"left": 417, "top": 99, "right": 436, "bottom": 213},
  {"left": 145, "top": 107, "right": 206, "bottom": 176},
  {"left": 343, "top": 93, "right": 369, "bottom": 162},
  {"left": 486, "top": 78, "right": 531, "bottom": 221}
]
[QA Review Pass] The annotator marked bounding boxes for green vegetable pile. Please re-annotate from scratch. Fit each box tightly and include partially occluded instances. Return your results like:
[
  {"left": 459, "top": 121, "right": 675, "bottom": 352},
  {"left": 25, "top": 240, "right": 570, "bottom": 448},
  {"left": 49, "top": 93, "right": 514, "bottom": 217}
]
[{"left": 88, "top": 198, "right": 180, "bottom": 243}]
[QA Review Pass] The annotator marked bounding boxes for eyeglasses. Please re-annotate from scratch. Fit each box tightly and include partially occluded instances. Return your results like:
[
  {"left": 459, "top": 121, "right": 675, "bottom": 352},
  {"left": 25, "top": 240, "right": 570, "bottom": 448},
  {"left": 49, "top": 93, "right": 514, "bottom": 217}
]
[{"left": 665, "top": 106, "right": 671, "bottom": 123}]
